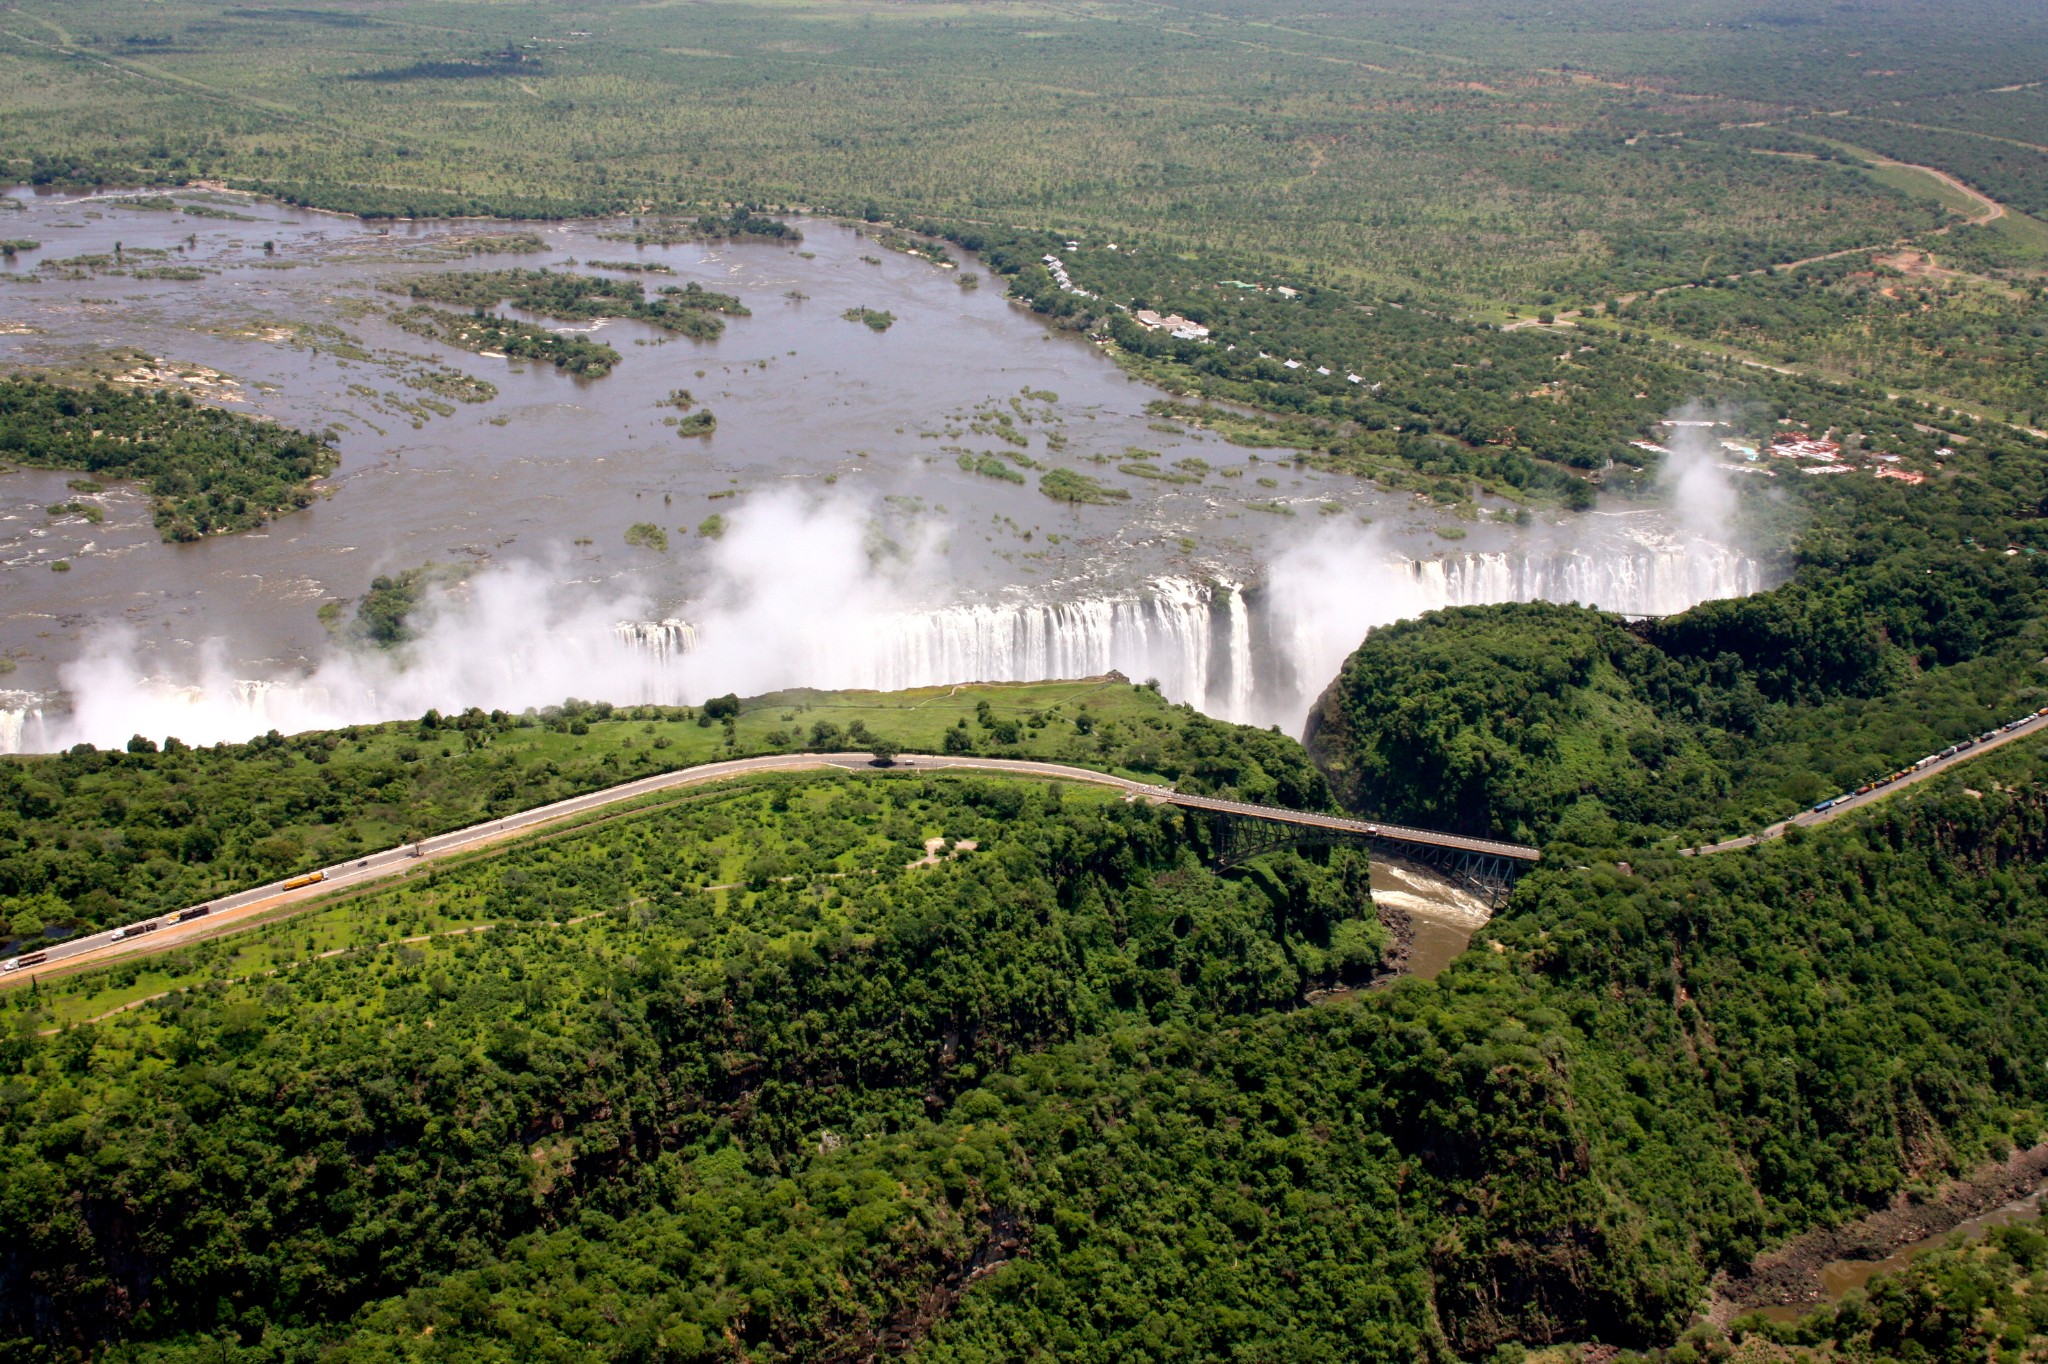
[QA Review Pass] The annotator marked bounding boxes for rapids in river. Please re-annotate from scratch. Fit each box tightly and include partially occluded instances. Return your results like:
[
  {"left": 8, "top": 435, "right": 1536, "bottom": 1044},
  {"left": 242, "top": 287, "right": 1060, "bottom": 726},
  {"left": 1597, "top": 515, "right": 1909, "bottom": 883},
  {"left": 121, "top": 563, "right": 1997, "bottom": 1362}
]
[{"left": 0, "top": 186, "right": 1768, "bottom": 751}]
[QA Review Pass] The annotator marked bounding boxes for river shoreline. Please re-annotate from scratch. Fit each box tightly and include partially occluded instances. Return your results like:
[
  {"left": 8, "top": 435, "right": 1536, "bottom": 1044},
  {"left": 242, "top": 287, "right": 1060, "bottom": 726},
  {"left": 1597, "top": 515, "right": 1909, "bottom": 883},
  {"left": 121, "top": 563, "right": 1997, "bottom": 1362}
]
[
  {"left": 1712, "top": 1138, "right": 2048, "bottom": 1320},
  {"left": 1306, "top": 858, "right": 1493, "bottom": 1002}
]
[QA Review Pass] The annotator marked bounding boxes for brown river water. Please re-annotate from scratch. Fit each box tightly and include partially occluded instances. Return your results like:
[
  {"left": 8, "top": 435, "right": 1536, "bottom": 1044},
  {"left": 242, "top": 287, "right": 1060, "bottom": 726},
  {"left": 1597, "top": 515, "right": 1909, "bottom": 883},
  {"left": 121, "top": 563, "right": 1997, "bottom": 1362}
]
[
  {"left": 1373, "top": 860, "right": 1495, "bottom": 980},
  {"left": 1756, "top": 1189, "right": 2045, "bottom": 1321},
  {"left": 0, "top": 187, "right": 1764, "bottom": 750}
]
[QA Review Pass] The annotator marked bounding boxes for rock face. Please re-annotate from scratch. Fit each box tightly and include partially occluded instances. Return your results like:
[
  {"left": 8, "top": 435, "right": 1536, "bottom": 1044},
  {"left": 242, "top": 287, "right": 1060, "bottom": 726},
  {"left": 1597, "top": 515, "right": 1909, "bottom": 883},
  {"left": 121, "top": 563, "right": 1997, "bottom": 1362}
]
[{"left": 1300, "top": 664, "right": 1366, "bottom": 814}]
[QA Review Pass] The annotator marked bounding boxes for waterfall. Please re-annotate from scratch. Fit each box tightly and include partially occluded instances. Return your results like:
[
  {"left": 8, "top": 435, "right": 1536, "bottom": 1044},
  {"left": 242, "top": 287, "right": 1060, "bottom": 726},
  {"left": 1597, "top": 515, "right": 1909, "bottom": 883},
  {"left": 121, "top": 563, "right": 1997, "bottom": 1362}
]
[
  {"left": 1224, "top": 585, "right": 1255, "bottom": 725},
  {"left": 1407, "top": 545, "right": 1762, "bottom": 616},
  {"left": 615, "top": 619, "right": 699, "bottom": 663},
  {"left": 0, "top": 698, "right": 44, "bottom": 755},
  {"left": 1256, "top": 540, "right": 1766, "bottom": 731},
  {"left": 601, "top": 578, "right": 1244, "bottom": 717},
  {"left": 601, "top": 546, "right": 1761, "bottom": 732},
  {"left": 0, "top": 542, "right": 1767, "bottom": 754}
]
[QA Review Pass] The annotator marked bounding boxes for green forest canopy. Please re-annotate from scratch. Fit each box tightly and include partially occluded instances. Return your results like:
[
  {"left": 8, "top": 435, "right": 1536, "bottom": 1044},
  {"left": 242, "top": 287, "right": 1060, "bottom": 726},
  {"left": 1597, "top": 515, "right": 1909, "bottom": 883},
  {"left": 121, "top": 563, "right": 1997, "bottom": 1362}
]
[
  {"left": 2, "top": 728, "right": 2044, "bottom": 1360},
  {"left": 0, "top": 679, "right": 1325, "bottom": 939}
]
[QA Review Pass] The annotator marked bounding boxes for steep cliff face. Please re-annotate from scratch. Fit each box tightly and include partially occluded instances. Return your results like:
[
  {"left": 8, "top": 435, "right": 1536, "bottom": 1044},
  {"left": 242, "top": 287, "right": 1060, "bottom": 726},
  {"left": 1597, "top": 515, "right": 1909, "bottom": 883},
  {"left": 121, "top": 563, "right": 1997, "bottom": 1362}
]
[{"left": 1300, "top": 666, "right": 1365, "bottom": 812}]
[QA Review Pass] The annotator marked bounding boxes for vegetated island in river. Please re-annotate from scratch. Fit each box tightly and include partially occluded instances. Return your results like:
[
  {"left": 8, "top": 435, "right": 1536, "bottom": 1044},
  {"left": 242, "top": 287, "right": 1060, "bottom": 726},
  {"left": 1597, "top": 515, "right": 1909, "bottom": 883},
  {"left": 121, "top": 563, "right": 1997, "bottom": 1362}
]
[
  {"left": 388, "top": 306, "right": 621, "bottom": 377},
  {"left": 842, "top": 306, "right": 895, "bottom": 332},
  {"left": 598, "top": 207, "right": 800, "bottom": 246},
  {"left": 0, "top": 376, "right": 337, "bottom": 540},
  {"left": 317, "top": 561, "right": 476, "bottom": 648},
  {"left": 399, "top": 268, "right": 750, "bottom": 341},
  {"left": 1039, "top": 466, "right": 1129, "bottom": 504}
]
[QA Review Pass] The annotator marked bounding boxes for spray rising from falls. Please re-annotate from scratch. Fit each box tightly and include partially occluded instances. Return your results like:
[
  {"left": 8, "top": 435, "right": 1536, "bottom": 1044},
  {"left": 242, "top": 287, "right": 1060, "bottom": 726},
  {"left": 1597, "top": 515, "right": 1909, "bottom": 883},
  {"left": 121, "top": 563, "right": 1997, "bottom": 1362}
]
[
  {"left": 721, "top": 538, "right": 1764, "bottom": 731},
  {"left": 0, "top": 498, "right": 1766, "bottom": 753}
]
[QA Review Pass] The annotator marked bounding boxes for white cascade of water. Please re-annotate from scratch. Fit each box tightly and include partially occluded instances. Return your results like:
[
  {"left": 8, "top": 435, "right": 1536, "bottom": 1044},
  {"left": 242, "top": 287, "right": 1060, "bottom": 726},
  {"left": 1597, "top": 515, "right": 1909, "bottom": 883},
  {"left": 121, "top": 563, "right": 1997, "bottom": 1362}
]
[
  {"left": 1224, "top": 584, "right": 1256, "bottom": 725},
  {"left": 612, "top": 577, "right": 1238, "bottom": 716},
  {"left": 1409, "top": 545, "right": 1762, "bottom": 616},
  {"left": 614, "top": 619, "right": 700, "bottom": 663},
  {"left": 0, "top": 544, "right": 1766, "bottom": 753},
  {"left": 607, "top": 546, "right": 1761, "bottom": 732},
  {"left": 0, "top": 700, "right": 44, "bottom": 755},
  {"left": 1257, "top": 541, "right": 1766, "bottom": 731}
]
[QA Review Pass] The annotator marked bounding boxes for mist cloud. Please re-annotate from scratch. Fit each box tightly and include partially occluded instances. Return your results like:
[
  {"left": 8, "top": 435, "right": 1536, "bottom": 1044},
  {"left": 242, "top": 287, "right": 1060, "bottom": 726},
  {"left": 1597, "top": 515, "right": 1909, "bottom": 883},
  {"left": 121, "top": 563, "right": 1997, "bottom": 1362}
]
[
  {"left": 1, "top": 488, "right": 1764, "bottom": 753},
  {"left": 1654, "top": 402, "right": 1744, "bottom": 550}
]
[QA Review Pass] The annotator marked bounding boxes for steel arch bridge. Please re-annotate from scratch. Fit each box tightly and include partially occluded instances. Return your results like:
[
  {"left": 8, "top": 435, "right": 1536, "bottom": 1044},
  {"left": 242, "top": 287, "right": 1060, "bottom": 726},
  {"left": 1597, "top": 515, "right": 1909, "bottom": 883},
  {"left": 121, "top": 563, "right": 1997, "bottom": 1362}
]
[{"left": 1191, "top": 806, "right": 1535, "bottom": 910}]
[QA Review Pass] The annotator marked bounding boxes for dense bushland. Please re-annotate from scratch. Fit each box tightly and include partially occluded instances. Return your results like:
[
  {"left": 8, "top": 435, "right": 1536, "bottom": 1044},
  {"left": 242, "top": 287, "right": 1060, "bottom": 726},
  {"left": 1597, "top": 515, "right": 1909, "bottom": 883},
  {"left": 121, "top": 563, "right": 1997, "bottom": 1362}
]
[
  {"left": 0, "top": 681, "right": 1327, "bottom": 941},
  {"left": 4, "top": 737, "right": 2046, "bottom": 1360},
  {"left": 0, "top": 774, "right": 1388, "bottom": 1357},
  {"left": 1307, "top": 409, "right": 2048, "bottom": 846}
]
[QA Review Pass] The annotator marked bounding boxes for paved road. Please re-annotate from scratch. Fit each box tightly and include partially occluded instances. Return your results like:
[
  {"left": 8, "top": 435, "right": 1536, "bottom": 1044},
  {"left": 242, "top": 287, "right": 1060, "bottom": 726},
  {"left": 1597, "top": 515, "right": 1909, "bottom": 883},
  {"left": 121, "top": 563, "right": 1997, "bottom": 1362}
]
[
  {"left": 2, "top": 752, "right": 1532, "bottom": 985},
  {"left": 1685, "top": 709, "right": 2048, "bottom": 856},
  {"left": 16, "top": 706, "right": 2034, "bottom": 983}
]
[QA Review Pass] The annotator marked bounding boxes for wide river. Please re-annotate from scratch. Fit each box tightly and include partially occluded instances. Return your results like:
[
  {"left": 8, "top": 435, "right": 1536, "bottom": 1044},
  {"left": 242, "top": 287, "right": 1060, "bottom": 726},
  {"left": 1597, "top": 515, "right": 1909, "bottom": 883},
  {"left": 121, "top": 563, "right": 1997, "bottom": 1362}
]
[{"left": 1, "top": 187, "right": 1764, "bottom": 750}]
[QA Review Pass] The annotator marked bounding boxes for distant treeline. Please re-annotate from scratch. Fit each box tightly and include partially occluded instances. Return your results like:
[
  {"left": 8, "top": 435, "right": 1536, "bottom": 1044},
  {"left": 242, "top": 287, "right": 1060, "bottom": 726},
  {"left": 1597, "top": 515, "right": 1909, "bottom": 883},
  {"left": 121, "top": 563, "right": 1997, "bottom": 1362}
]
[
  {"left": 348, "top": 49, "right": 539, "bottom": 84},
  {"left": 925, "top": 219, "right": 2002, "bottom": 510},
  {"left": 241, "top": 181, "right": 613, "bottom": 221}
]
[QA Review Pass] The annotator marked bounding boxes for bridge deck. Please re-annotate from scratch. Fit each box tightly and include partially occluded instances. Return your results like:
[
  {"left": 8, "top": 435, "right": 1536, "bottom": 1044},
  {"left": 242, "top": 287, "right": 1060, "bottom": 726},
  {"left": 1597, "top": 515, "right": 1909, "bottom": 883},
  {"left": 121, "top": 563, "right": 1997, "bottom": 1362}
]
[{"left": 1162, "top": 791, "right": 1541, "bottom": 861}]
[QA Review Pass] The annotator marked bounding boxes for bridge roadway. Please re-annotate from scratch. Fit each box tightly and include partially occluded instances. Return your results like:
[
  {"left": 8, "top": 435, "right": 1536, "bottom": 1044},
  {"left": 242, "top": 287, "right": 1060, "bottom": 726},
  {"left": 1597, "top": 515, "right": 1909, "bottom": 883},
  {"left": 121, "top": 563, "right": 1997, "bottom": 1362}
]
[{"left": 2, "top": 751, "right": 1536, "bottom": 985}]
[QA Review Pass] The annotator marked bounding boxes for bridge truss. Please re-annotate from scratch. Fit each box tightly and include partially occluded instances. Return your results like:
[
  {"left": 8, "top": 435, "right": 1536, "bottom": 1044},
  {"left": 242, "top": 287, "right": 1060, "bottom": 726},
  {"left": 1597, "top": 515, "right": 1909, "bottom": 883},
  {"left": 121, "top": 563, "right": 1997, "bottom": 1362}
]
[{"left": 1196, "top": 809, "right": 1525, "bottom": 910}]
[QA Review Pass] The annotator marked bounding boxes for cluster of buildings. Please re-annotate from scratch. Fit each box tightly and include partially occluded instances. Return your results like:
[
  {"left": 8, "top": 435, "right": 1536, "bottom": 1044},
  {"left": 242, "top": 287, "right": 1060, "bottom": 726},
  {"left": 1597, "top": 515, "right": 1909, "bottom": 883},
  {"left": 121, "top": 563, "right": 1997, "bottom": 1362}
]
[
  {"left": 1767, "top": 433, "right": 1927, "bottom": 485},
  {"left": 1127, "top": 303, "right": 1374, "bottom": 385},
  {"left": 1258, "top": 352, "right": 1369, "bottom": 385},
  {"left": 1627, "top": 420, "right": 1932, "bottom": 487},
  {"left": 1039, "top": 251, "right": 1095, "bottom": 301},
  {"left": 1052, "top": 253, "right": 1377, "bottom": 387},
  {"left": 1132, "top": 308, "right": 1212, "bottom": 341},
  {"left": 1219, "top": 279, "right": 1300, "bottom": 299},
  {"left": 1770, "top": 434, "right": 1841, "bottom": 462}
]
